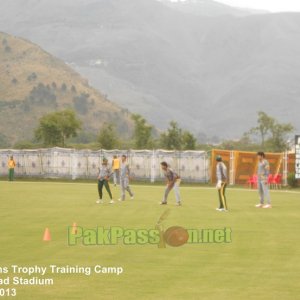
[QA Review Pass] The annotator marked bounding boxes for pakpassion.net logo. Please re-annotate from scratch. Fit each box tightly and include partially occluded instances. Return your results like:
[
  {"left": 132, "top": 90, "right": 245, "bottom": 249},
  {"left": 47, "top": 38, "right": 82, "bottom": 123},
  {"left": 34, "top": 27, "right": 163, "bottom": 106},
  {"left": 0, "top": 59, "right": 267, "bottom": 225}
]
[{"left": 68, "top": 210, "right": 232, "bottom": 248}]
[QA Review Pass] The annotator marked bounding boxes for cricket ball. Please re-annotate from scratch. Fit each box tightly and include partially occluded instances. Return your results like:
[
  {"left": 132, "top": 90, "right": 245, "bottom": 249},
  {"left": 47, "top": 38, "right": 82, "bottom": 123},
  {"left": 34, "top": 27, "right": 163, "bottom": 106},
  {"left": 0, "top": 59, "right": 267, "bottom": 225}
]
[{"left": 164, "top": 226, "right": 189, "bottom": 247}]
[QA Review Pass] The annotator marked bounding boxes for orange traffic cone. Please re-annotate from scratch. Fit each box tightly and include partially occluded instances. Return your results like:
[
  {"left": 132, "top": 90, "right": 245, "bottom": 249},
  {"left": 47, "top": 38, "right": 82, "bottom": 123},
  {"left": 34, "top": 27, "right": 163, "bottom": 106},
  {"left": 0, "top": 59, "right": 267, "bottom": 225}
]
[
  {"left": 43, "top": 228, "right": 51, "bottom": 241},
  {"left": 71, "top": 222, "right": 77, "bottom": 234}
]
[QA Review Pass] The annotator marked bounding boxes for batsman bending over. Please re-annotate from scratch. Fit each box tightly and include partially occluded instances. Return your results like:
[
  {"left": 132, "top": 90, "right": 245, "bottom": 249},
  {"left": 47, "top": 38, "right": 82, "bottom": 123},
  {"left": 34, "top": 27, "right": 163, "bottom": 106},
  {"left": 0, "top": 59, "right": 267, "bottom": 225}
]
[
  {"left": 96, "top": 158, "right": 114, "bottom": 204},
  {"left": 216, "top": 155, "right": 228, "bottom": 212},
  {"left": 160, "top": 162, "right": 182, "bottom": 206}
]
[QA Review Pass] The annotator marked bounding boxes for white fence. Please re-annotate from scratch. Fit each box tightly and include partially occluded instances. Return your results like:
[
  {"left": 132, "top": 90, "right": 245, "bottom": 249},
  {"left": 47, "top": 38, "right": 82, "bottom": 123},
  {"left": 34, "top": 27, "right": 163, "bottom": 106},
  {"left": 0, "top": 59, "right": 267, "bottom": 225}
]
[{"left": 0, "top": 148, "right": 210, "bottom": 183}]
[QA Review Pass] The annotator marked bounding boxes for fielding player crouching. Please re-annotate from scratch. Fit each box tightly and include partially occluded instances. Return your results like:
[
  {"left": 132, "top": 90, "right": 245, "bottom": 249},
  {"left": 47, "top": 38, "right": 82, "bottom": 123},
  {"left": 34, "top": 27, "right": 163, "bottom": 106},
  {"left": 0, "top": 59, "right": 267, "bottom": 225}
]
[{"left": 160, "top": 162, "right": 182, "bottom": 206}]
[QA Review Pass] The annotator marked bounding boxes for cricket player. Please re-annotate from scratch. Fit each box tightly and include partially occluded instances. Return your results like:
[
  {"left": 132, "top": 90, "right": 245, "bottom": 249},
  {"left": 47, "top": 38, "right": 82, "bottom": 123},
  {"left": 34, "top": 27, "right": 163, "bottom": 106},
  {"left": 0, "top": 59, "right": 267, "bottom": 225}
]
[
  {"left": 112, "top": 155, "right": 120, "bottom": 186},
  {"left": 118, "top": 155, "right": 134, "bottom": 201},
  {"left": 215, "top": 155, "right": 228, "bottom": 212},
  {"left": 160, "top": 162, "right": 182, "bottom": 206},
  {"left": 255, "top": 152, "right": 272, "bottom": 209},
  {"left": 96, "top": 158, "right": 114, "bottom": 204},
  {"left": 8, "top": 156, "right": 16, "bottom": 181}
]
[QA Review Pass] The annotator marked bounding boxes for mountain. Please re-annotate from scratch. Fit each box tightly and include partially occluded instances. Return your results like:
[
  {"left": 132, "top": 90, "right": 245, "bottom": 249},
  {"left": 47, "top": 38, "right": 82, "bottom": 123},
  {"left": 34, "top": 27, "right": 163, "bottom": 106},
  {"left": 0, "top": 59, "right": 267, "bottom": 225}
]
[
  {"left": 0, "top": 0, "right": 299, "bottom": 140},
  {"left": 159, "top": 0, "right": 269, "bottom": 17},
  {"left": 0, "top": 31, "right": 132, "bottom": 146}
]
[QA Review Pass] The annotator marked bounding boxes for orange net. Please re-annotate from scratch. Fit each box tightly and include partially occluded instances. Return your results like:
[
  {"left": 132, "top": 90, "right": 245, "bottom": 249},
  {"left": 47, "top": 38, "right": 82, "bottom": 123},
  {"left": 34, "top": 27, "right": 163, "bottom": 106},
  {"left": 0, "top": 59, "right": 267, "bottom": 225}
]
[{"left": 211, "top": 149, "right": 295, "bottom": 185}]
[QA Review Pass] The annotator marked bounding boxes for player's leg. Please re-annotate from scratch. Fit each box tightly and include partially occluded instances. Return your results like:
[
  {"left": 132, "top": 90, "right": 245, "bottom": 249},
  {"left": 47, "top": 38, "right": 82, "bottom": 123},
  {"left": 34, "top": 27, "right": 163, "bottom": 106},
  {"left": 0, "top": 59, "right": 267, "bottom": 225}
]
[
  {"left": 259, "top": 182, "right": 264, "bottom": 204},
  {"left": 124, "top": 178, "right": 134, "bottom": 199},
  {"left": 119, "top": 178, "right": 126, "bottom": 201},
  {"left": 97, "top": 180, "right": 104, "bottom": 203},
  {"left": 126, "top": 186, "right": 134, "bottom": 199},
  {"left": 173, "top": 180, "right": 181, "bottom": 206},
  {"left": 104, "top": 180, "right": 114, "bottom": 203},
  {"left": 221, "top": 182, "right": 228, "bottom": 210},
  {"left": 218, "top": 188, "right": 224, "bottom": 209},
  {"left": 161, "top": 186, "right": 171, "bottom": 204},
  {"left": 262, "top": 182, "right": 271, "bottom": 208},
  {"left": 116, "top": 169, "right": 120, "bottom": 185},
  {"left": 255, "top": 181, "right": 264, "bottom": 208},
  {"left": 113, "top": 170, "right": 117, "bottom": 186}
]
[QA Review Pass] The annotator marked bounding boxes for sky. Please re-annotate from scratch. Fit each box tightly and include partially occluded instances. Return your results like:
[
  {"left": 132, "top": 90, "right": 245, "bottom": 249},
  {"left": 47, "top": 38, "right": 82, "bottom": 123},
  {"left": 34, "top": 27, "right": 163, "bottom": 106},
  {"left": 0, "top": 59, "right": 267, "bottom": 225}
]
[
  {"left": 170, "top": 0, "right": 300, "bottom": 12},
  {"left": 211, "top": 0, "right": 300, "bottom": 12}
]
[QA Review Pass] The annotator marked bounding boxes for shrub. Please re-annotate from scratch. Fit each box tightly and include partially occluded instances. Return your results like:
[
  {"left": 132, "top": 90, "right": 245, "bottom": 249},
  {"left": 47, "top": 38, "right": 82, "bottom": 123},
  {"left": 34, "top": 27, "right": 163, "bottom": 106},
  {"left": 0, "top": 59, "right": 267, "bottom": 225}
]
[
  {"left": 27, "top": 83, "right": 56, "bottom": 106},
  {"left": 287, "top": 173, "right": 298, "bottom": 188},
  {"left": 61, "top": 83, "right": 67, "bottom": 91},
  {"left": 73, "top": 93, "right": 89, "bottom": 115},
  {"left": 13, "top": 141, "right": 38, "bottom": 149},
  {"left": 5, "top": 46, "right": 11, "bottom": 53},
  {"left": 71, "top": 85, "right": 77, "bottom": 93},
  {"left": 27, "top": 72, "right": 37, "bottom": 81},
  {"left": 11, "top": 78, "right": 18, "bottom": 84},
  {"left": 0, "top": 133, "right": 9, "bottom": 148}
]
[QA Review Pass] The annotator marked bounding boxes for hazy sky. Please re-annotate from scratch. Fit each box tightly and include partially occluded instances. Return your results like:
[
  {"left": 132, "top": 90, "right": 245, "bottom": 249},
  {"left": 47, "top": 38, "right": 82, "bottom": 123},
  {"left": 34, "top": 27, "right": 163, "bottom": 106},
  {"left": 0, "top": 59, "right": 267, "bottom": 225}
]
[{"left": 215, "top": 0, "right": 300, "bottom": 12}]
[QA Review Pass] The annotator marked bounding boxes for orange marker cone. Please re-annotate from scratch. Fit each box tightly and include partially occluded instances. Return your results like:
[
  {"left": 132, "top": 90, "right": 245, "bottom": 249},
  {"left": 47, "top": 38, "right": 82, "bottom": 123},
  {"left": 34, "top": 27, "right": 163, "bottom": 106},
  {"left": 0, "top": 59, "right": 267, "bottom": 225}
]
[
  {"left": 43, "top": 228, "right": 51, "bottom": 241},
  {"left": 71, "top": 222, "right": 78, "bottom": 235}
]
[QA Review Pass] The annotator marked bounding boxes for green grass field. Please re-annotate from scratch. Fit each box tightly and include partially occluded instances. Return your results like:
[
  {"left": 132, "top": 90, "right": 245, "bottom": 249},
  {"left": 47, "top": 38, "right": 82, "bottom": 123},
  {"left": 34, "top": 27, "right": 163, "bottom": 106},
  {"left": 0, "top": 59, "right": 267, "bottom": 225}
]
[{"left": 0, "top": 181, "right": 299, "bottom": 300}]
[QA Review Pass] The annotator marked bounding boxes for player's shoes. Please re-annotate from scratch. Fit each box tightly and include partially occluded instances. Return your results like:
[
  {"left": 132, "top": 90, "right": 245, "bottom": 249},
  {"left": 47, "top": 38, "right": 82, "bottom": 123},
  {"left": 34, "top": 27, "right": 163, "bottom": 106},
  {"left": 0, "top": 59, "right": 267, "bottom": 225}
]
[
  {"left": 175, "top": 202, "right": 182, "bottom": 206},
  {"left": 118, "top": 198, "right": 124, "bottom": 202},
  {"left": 255, "top": 204, "right": 264, "bottom": 208},
  {"left": 109, "top": 200, "right": 115, "bottom": 204},
  {"left": 262, "top": 204, "right": 272, "bottom": 209},
  {"left": 217, "top": 208, "right": 228, "bottom": 212},
  {"left": 216, "top": 208, "right": 222, "bottom": 211},
  {"left": 159, "top": 202, "right": 167, "bottom": 205},
  {"left": 96, "top": 200, "right": 103, "bottom": 204},
  {"left": 130, "top": 196, "right": 134, "bottom": 200}
]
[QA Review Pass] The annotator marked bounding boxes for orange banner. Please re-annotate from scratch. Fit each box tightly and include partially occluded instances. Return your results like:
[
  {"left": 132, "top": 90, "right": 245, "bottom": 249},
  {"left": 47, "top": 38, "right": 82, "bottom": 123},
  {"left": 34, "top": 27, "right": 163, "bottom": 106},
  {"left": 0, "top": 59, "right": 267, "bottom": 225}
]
[{"left": 211, "top": 149, "right": 295, "bottom": 185}]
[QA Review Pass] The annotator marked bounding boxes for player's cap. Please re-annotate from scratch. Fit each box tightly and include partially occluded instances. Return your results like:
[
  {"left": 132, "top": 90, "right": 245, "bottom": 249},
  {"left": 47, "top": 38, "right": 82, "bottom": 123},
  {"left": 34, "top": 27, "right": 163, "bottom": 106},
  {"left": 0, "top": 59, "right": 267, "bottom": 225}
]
[
  {"left": 216, "top": 155, "right": 222, "bottom": 162},
  {"left": 102, "top": 157, "right": 108, "bottom": 163}
]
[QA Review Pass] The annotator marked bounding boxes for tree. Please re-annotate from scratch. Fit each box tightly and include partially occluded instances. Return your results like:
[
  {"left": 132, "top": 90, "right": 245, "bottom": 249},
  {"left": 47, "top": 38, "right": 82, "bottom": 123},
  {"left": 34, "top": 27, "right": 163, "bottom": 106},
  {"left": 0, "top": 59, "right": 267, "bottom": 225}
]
[
  {"left": 27, "top": 72, "right": 37, "bottom": 81},
  {"left": 267, "top": 123, "right": 294, "bottom": 152},
  {"left": 182, "top": 131, "right": 197, "bottom": 150},
  {"left": 35, "top": 110, "right": 81, "bottom": 147},
  {"left": 131, "top": 114, "right": 153, "bottom": 149},
  {"left": 71, "top": 85, "right": 77, "bottom": 93},
  {"left": 249, "top": 111, "right": 294, "bottom": 152},
  {"left": 220, "top": 134, "right": 257, "bottom": 151},
  {"left": 11, "top": 78, "right": 18, "bottom": 84},
  {"left": 69, "top": 131, "right": 97, "bottom": 144},
  {"left": 249, "top": 111, "right": 275, "bottom": 149},
  {"left": 160, "top": 121, "right": 182, "bottom": 150},
  {"left": 73, "top": 93, "right": 89, "bottom": 115},
  {"left": 160, "top": 121, "right": 197, "bottom": 150},
  {"left": 61, "top": 83, "right": 67, "bottom": 92},
  {"left": 97, "top": 123, "right": 119, "bottom": 150},
  {"left": 5, "top": 45, "right": 11, "bottom": 53},
  {"left": 28, "top": 83, "right": 56, "bottom": 106}
]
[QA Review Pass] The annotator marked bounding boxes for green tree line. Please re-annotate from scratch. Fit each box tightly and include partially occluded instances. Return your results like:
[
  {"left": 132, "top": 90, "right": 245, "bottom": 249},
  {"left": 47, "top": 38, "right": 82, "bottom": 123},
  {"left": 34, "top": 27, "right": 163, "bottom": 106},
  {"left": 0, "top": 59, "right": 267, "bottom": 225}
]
[{"left": 10, "top": 110, "right": 295, "bottom": 152}]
